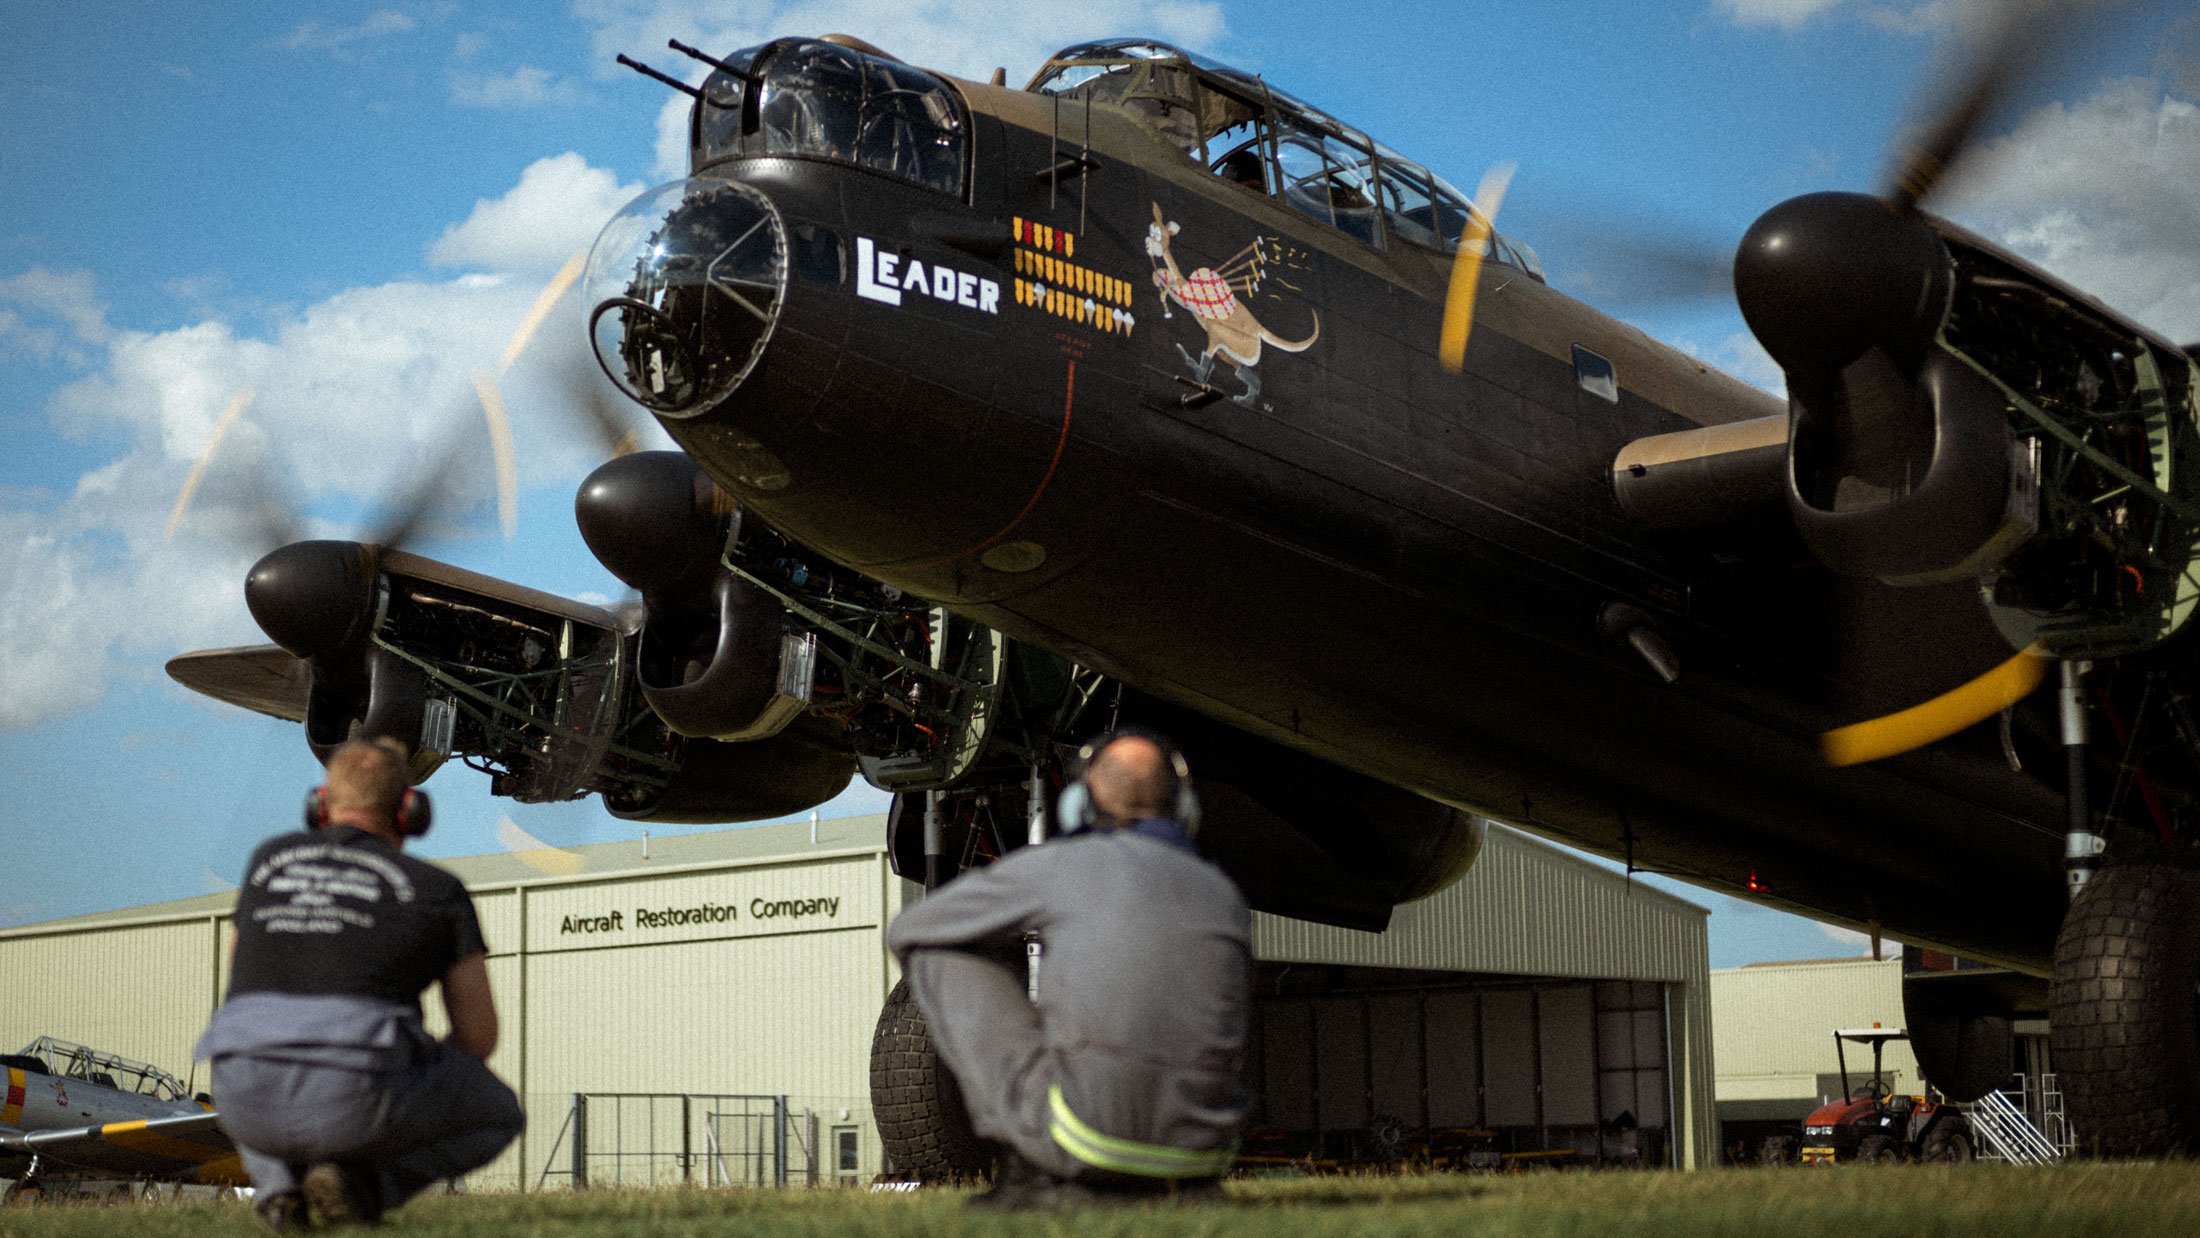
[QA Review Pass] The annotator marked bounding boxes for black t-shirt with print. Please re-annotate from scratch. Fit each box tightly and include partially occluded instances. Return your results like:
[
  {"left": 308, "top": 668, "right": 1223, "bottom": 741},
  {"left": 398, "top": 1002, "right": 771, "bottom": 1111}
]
[{"left": 227, "top": 826, "right": 486, "bottom": 1010}]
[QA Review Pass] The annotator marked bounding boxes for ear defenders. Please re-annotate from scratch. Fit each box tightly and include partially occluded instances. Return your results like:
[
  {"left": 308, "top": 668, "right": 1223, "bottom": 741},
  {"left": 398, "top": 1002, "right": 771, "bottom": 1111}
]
[
  {"left": 304, "top": 785, "right": 433, "bottom": 838},
  {"left": 1055, "top": 728, "right": 1201, "bottom": 836}
]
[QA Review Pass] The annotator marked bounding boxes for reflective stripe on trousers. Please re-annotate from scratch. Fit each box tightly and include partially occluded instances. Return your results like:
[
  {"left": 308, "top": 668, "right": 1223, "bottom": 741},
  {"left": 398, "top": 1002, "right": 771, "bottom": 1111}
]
[{"left": 1046, "top": 1085, "right": 1237, "bottom": 1178}]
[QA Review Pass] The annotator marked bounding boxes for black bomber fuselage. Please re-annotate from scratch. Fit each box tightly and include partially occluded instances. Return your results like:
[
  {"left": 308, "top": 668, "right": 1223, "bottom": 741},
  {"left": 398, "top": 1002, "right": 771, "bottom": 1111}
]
[{"left": 644, "top": 74, "right": 2065, "bottom": 970}]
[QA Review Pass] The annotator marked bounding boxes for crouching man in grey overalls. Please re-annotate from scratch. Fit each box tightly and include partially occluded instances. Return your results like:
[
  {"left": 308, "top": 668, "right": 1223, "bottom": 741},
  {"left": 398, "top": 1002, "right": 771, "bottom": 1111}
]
[
  {"left": 197, "top": 738, "right": 523, "bottom": 1230},
  {"left": 887, "top": 730, "right": 1251, "bottom": 1207}
]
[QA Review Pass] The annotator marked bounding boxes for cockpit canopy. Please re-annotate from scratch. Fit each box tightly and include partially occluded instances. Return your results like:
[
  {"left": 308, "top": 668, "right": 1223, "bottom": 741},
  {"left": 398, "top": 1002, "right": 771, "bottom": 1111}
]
[
  {"left": 1029, "top": 40, "right": 1542, "bottom": 279},
  {"left": 690, "top": 37, "right": 968, "bottom": 198}
]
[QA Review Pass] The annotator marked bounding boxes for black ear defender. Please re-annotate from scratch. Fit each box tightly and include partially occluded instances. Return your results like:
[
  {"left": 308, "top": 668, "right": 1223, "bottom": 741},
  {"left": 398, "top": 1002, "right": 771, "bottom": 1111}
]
[
  {"left": 303, "top": 785, "right": 433, "bottom": 838},
  {"left": 1054, "top": 728, "right": 1201, "bottom": 836}
]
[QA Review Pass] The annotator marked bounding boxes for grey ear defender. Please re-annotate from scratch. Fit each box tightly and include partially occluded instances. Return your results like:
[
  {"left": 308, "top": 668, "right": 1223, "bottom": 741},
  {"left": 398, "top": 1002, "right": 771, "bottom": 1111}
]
[{"left": 1054, "top": 729, "right": 1200, "bottom": 836}]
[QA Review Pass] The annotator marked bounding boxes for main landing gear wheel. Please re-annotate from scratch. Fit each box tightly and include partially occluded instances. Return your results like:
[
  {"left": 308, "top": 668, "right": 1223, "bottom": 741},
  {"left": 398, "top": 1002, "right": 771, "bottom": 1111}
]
[
  {"left": 870, "top": 978, "right": 993, "bottom": 1182},
  {"left": 2051, "top": 861, "right": 2200, "bottom": 1157}
]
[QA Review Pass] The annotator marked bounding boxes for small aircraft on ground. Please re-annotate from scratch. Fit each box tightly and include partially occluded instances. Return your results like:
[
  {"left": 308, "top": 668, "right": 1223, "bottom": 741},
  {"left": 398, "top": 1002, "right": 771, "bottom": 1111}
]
[
  {"left": 0, "top": 1036, "right": 242, "bottom": 1202},
  {"left": 171, "top": 12, "right": 2200, "bottom": 1166}
]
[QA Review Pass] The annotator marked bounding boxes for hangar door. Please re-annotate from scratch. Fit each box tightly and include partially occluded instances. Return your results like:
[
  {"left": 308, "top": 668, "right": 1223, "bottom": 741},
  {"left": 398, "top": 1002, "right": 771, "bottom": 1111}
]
[{"left": 1246, "top": 967, "right": 1671, "bottom": 1168}]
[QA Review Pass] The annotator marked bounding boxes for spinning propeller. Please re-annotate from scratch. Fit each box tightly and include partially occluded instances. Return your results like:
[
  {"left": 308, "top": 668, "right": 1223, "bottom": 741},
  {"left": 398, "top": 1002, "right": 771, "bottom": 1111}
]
[{"left": 1444, "top": 1, "right": 2141, "bottom": 765}]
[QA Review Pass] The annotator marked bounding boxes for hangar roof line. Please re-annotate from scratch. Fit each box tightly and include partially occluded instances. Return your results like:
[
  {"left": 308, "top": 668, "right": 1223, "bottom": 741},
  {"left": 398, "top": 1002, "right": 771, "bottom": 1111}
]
[{"left": 3, "top": 815, "right": 1705, "bottom": 938}]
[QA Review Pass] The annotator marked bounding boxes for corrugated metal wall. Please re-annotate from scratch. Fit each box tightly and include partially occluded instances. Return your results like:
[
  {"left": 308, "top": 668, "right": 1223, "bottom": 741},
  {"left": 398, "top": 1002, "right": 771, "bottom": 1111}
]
[
  {"left": 0, "top": 915, "right": 225, "bottom": 1090},
  {"left": 1252, "top": 825, "right": 1714, "bottom": 1168},
  {"left": 1711, "top": 958, "right": 1917, "bottom": 1111},
  {"left": 450, "top": 849, "right": 901, "bottom": 1187}
]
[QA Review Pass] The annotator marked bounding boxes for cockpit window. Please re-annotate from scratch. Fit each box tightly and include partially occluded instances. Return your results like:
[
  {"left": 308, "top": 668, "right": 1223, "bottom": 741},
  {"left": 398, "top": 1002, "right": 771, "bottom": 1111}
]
[
  {"left": 1274, "top": 117, "right": 1381, "bottom": 246},
  {"left": 1029, "top": 39, "right": 1541, "bottom": 279},
  {"left": 691, "top": 39, "right": 967, "bottom": 198},
  {"left": 1030, "top": 41, "right": 1257, "bottom": 160}
]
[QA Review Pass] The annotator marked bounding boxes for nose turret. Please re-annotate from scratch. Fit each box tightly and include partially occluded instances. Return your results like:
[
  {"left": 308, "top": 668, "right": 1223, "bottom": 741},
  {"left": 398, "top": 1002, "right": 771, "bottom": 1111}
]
[{"left": 584, "top": 178, "right": 789, "bottom": 419}]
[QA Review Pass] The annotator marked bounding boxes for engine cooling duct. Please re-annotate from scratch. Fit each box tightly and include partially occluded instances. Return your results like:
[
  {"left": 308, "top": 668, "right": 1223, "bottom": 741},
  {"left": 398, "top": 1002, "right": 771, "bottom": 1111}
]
[
  {"left": 576, "top": 451, "right": 813, "bottom": 742},
  {"left": 1732, "top": 192, "right": 2030, "bottom": 584}
]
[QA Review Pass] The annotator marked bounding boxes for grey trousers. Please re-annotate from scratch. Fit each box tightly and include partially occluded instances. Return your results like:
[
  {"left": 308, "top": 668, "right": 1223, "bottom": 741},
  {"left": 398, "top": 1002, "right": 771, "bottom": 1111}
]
[
  {"left": 211, "top": 1042, "right": 523, "bottom": 1210},
  {"left": 904, "top": 948, "right": 1085, "bottom": 1179}
]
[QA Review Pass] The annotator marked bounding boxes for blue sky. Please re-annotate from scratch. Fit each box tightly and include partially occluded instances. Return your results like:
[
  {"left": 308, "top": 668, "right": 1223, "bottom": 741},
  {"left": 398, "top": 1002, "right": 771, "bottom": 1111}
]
[{"left": 3, "top": 1, "right": 2196, "bottom": 968}]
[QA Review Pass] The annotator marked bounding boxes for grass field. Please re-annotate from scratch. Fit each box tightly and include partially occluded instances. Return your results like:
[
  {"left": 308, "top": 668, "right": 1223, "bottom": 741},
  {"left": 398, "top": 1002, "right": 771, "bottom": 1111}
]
[{"left": 5, "top": 1164, "right": 2200, "bottom": 1238}]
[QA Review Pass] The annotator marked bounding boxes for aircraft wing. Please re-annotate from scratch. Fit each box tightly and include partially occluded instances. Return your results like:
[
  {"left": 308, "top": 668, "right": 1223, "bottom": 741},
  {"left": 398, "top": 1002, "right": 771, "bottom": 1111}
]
[
  {"left": 0, "top": 1111, "right": 245, "bottom": 1185},
  {"left": 164, "top": 644, "right": 310, "bottom": 723}
]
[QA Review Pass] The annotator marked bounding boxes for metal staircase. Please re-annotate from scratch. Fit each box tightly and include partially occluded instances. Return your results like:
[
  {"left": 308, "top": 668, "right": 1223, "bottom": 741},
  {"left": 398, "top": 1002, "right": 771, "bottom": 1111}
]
[{"left": 1963, "top": 1074, "right": 2066, "bottom": 1164}]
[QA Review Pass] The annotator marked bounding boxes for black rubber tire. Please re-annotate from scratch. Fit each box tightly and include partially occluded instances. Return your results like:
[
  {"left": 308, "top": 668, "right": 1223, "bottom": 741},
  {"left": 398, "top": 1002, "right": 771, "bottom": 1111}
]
[
  {"left": 1854, "top": 1131, "right": 1900, "bottom": 1165},
  {"left": 2051, "top": 861, "right": 2200, "bottom": 1158},
  {"left": 1920, "top": 1120, "right": 1973, "bottom": 1164},
  {"left": 3, "top": 1181, "right": 44, "bottom": 1206},
  {"left": 1758, "top": 1133, "right": 1798, "bottom": 1166},
  {"left": 869, "top": 977, "right": 993, "bottom": 1182}
]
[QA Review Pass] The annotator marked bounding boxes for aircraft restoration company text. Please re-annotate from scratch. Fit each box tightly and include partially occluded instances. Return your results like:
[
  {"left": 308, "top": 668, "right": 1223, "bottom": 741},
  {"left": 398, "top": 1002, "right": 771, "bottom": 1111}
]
[{"left": 559, "top": 896, "right": 842, "bottom": 936}]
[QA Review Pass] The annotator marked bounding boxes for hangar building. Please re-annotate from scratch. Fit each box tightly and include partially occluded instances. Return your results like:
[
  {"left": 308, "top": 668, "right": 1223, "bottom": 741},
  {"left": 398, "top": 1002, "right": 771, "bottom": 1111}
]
[{"left": 0, "top": 814, "right": 1713, "bottom": 1185}]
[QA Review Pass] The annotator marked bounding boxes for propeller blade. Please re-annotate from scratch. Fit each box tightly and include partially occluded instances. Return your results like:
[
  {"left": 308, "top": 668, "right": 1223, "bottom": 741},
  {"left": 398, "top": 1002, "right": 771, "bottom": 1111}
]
[
  {"left": 500, "top": 251, "right": 588, "bottom": 376},
  {"left": 1820, "top": 644, "right": 2049, "bottom": 767},
  {"left": 571, "top": 354, "right": 644, "bottom": 459},
  {"left": 1438, "top": 162, "right": 1516, "bottom": 373},
  {"left": 470, "top": 371, "right": 521, "bottom": 540},
  {"left": 362, "top": 405, "right": 483, "bottom": 553},
  {"left": 1518, "top": 193, "right": 1734, "bottom": 309},
  {"left": 165, "top": 388, "right": 257, "bottom": 542},
  {"left": 496, "top": 815, "right": 585, "bottom": 876},
  {"left": 1883, "top": 1, "right": 2097, "bottom": 215},
  {"left": 166, "top": 387, "right": 312, "bottom": 551}
]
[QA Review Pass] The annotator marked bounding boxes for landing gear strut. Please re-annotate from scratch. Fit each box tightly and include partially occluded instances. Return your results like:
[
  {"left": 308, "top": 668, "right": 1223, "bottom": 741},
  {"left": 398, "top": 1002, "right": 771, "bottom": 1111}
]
[{"left": 2049, "top": 660, "right": 2200, "bottom": 1156}]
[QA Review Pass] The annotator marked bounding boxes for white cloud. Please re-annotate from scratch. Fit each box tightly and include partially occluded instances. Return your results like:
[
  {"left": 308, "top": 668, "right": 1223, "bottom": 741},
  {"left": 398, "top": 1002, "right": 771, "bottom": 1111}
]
[
  {"left": 651, "top": 92, "right": 692, "bottom": 183},
  {"left": 429, "top": 154, "right": 644, "bottom": 272},
  {"left": 0, "top": 268, "right": 115, "bottom": 366},
  {"left": 0, "top": 157, "right": 660, "bottom": 732},
  {"left": 1939, "top": 76, "right": 2200, "bottom": 342},
  {"left": 1711, "top": 0, "right": 1851, "bottom": 29},
  {"left": 451, "top": 65, "right": 586, "bottom": 109},
  {"left": 278, "top": 10, "right": 418, "bottom": 53}
]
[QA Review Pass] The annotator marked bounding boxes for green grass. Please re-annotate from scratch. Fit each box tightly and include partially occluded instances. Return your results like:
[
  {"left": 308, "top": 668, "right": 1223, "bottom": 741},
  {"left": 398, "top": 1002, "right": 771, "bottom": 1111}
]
[{"left": 5, "top": 1164, "right": 2200, "bottom": 1238}]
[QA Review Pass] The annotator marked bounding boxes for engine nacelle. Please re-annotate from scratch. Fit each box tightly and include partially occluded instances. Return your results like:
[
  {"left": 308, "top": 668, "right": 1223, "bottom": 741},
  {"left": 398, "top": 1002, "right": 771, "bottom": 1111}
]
[{"left": 604, "top": 716, "right": 854, "bottom": 823}]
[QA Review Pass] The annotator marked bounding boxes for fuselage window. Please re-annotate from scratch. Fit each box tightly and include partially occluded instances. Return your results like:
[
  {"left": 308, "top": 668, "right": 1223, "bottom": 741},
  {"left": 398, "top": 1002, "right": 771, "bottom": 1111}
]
[{"left": 1574, "top": 345, "right": 1620, "bottom": 404}]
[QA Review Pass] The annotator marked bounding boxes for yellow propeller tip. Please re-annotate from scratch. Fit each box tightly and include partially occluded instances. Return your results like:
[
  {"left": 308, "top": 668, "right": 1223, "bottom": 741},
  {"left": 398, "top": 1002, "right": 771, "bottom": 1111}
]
[{"left": 1818, "top": 646, "right": 2049, "bottom": 767}]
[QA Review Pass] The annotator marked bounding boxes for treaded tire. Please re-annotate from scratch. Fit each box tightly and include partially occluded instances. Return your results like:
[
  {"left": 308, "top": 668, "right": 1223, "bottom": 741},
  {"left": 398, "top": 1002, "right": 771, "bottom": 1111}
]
[
  {"left": 1854, "top": 1131, "right": 1900, "bottom": 1165},
  {"left": 2051, "top": 861, "right": 2200, "bottom": 1158},
  {"left": 870, "top": 977, "right": 993, "bottom": 1181},
  {"left": 1920, "top": 1120, "right": 1973, "bottom": 1164}
]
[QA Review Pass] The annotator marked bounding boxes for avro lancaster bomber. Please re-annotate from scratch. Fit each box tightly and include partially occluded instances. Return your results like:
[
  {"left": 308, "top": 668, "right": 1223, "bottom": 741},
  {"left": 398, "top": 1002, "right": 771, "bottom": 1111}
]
[{"left": 173, "top": 26, "right": 2200, "bottom": 1163}]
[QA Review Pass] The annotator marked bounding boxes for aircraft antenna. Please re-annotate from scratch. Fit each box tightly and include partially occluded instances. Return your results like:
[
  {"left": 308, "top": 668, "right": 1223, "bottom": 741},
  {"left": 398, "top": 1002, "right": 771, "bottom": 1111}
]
[{"left": 616, "top": 54, "right": 701, "bottom": 100}]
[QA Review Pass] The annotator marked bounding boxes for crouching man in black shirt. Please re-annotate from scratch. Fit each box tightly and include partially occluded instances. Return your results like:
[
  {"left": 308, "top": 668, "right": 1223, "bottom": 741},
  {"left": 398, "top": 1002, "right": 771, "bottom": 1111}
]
[{"left": 197, "top": 737, "right": 522, "bottom": 1230}]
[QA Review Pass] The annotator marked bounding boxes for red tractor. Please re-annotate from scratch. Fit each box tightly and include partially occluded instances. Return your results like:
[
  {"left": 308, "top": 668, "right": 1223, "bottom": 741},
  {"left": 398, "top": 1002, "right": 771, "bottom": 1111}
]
[{"left": 1759, "top": 1028, "right": 1975, "bottom": 1165}]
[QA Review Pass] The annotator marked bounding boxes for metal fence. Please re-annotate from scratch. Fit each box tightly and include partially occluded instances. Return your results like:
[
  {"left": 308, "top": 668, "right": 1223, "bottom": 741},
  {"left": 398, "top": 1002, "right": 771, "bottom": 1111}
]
[{"left": 533, "top": 1092, "right": 822, "bottom": 1189}]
